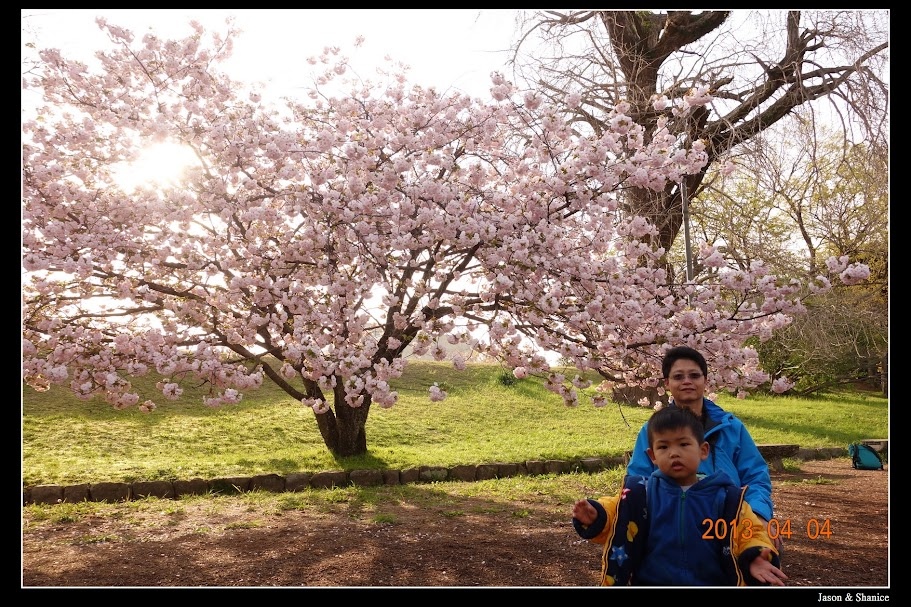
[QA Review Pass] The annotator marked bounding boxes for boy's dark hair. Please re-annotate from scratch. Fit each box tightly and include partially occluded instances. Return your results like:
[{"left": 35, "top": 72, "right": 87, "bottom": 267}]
[
  {"left": 647, "top": 406, "right": 705, "bottom": 447},
  {"left": 661, "top": 346, "right": 709, "bottom": 379}
]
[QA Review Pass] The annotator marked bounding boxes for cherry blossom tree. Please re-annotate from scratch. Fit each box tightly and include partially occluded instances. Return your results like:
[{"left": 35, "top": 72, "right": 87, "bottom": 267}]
[{"left": 21, "top": 20, "right": 869, "bottom": 456}]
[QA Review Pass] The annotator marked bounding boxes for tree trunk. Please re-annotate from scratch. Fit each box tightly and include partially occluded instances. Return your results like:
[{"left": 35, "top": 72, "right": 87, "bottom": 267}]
[
  {"left": 880, "top": 353, "right": 888, "bottom": 397},
  {"left": 612, "top": 385, "right": 669, "bottom": 408},
  {"left": 599, "top": 11, "right": 730, "bottom": 253},
  {"left": 313, "top": 385, "right": 371, "bottom": 457}
]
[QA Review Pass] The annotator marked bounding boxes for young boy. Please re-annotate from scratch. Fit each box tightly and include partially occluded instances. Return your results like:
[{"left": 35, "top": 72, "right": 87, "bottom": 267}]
[{"left": 572, "top": 406, "right": 787, "bottom": 586}]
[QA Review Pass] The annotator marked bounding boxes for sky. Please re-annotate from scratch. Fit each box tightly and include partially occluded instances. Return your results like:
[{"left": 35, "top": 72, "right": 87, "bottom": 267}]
[
  {"left": 21, "top": 9, "right": 521, "bottom": 100},
  {"left": 22, "top": 9, "right": 526, "bottom": 190}
]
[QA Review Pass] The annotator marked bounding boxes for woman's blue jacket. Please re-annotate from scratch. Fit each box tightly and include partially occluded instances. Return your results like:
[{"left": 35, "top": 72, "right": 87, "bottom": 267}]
[{"left": 627, "top": 398, "right": 774, "bottom": 522}]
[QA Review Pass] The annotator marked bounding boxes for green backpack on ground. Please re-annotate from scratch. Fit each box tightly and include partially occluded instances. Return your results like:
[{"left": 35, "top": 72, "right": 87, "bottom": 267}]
[{"left": 848, "top": 443, "right": 884, "bottom": 470}]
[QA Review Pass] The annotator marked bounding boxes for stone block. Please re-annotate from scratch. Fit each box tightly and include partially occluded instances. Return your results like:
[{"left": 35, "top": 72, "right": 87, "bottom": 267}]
[
  {"left": 382, "top": 470, "right": 401, "bottom": 485},
  {"left": 476, "top": 464, "right": 498, "bottom": 480},
  {"left": 250, "top": 474, "right": 285, "bottom": 493},
  {"left": 449, "top": 465, "right": 477, "bottom": 482},
  {"left": 524, "top": 460, "right": 545, "bottom": 476},
  {"left": 209, "top": 477, "right": 251, "bottom": 495},
  {"left": 862, "top": 439, "right": 888, "bottom": 454},
  {"left": 419, "top": 466, "right": 448, "bottom": 482},
  {"left": 604, "top": 457, "right": 626, "bottom": 469},
  {"left": 349, "top": 469, "right": 383, "bottom": 487},
  {"left": 497, "top": 463, "right": 519, "bottom": 478},
  {"left": 29, "top": 485, "right": 64, "bottom": 505},
  {"left": 132, "top": 480, "right": 175, "bottom": 500},
  {"left": 63, "top": 484, "right": 91, "bottom": 503},
  {"left": 173, "top": 478, "right": 210, "bottom": 497},
  {"left": 797, "top": 448, "right": 817, "bottom": 460},
  {"left": 544, "top": 460, "right": 571, "bottom": 475},
  {"left": 399, "top": 468, "right": 421, "bottom": 484},
  {"left": 580, "top": 457, "right": 607, "bottom": 473},
  {"left": 310, "top": 471, "right": 348, "bottom": 489},
  {"left": 90, "top": 482, "right": 131, "bottom": 503},
  {"left": 284, "top": 472, "right": 312, "bottom": 492}
]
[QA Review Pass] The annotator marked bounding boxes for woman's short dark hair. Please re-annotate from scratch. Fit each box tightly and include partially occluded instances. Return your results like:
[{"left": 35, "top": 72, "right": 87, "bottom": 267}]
[
  {"left": 661, "top": 346, "right": 708, "bottom": 379},
  {"left": 647, "top": 406, "right": 705, "bottom": 446}
]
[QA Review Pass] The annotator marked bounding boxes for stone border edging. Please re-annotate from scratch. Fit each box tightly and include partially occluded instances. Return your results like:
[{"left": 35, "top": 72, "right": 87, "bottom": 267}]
[
  {"left": 22, "top": 456, "right": 619, "bottom": 505},
  {"left": 21, "top": 447, "right": 852, "bottom": 506}
]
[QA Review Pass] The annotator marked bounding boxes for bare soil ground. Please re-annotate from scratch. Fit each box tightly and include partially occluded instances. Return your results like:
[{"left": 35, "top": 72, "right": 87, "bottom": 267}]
[{"left": 21, "top": 457, "right": 888, "bottom": 589}]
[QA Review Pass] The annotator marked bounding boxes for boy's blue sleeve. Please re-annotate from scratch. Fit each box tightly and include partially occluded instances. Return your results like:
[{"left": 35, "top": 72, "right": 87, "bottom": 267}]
[{"left": 626, "top": 422, "right": 656, "bottom": 477}]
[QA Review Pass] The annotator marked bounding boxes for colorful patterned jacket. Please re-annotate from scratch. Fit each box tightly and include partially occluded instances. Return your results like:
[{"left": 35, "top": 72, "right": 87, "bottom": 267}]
[{"left": 573, "top": 472, "right": 780, "bottom": 586}]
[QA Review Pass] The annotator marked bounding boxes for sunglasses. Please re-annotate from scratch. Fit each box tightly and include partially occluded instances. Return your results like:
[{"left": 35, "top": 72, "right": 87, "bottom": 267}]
[{"left": 667, "top": 372, "right": 704, "bottom": 381}]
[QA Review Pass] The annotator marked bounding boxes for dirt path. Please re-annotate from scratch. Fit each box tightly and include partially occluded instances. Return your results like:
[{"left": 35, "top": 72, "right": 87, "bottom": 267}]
[{"left": 21, "top": 457, "right": 888, "bottom": 588}]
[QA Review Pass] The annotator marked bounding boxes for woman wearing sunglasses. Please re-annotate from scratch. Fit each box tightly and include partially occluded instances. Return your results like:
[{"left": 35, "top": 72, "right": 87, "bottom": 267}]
[{"left": 626, "top": 346, "right": 776, "bottom": 531}]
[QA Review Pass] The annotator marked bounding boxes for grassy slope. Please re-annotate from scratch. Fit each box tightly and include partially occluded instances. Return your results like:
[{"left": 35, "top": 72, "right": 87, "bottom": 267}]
[{"left": 22, "top": 362, "right": 888, "bottom": 486}]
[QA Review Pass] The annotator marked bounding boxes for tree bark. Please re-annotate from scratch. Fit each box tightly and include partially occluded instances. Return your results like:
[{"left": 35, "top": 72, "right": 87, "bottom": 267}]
[
  {"left": 313, "top": 385, "right": 371, "bottom": 457},
  {"left": 525, "top": 10, "right": 889, "bottom": 256}
]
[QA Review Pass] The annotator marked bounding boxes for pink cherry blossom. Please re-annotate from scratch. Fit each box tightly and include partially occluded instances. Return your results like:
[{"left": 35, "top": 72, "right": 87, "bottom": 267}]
[
  {"left": 651, "top": 94, "right": 669, "bottom": 111},
  {"left": 429, "top": 383, "right": 447, "bottom": 402},
  {"left": 21, "top": 21, "right": 872, "bottom": 457},
  {"left": 825, "top": 255, "right": 850, "bottom": 273},
  {"left": 771, "top": 377, "right": 795, "bottom": 394},
  {"left": 840, "top": 263, "right": 871, "bottom": 285}
]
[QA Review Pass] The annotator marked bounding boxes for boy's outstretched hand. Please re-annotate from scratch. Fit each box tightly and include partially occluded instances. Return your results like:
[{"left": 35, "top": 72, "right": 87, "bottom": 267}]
[
  {"left": 572, "top": 499, "right": 597, "bottom": 526},
  {"left": 750, "top": 548, "right": 788, "bottom": 586}
]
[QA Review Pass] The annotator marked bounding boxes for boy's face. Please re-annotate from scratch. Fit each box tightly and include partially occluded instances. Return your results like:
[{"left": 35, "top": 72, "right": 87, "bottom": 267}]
[{"left": 646, "top": 426, "right": 709, "bottom": 486}]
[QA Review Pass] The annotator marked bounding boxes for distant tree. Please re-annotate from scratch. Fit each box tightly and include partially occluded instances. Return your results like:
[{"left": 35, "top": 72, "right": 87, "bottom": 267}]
[
  {"left": 672, "top": 116, "right": 888, "bottom": 394},
  {"left": 22, "top": 21, "right": 870, "bottom": 457},
  {"left": 750, "top": 287, "right": 887, "bottom": 395},
  {"left": 510, "top": 10, "right": 889, "bottom": 260},
  {"left": 733, "top": 126, "right": 888, "bottom": 394}
]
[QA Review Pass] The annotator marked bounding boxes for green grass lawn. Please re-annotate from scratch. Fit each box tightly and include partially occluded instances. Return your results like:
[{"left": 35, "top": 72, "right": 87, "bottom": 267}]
[{"left": 22, "top": 361, "right": 888, "bottom": 487}]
